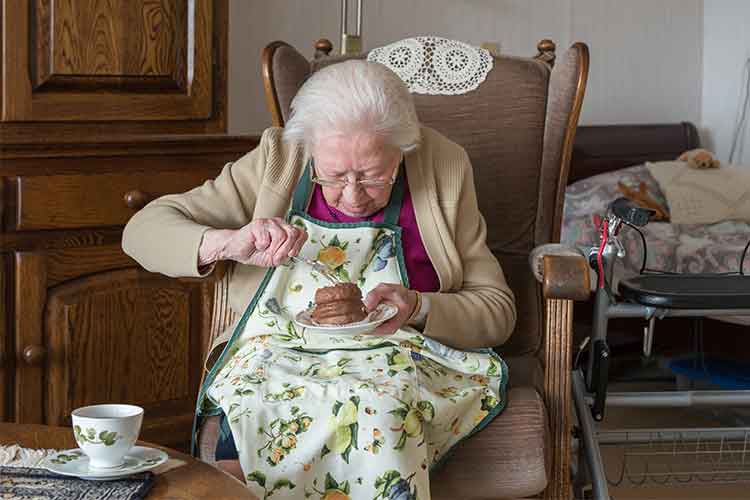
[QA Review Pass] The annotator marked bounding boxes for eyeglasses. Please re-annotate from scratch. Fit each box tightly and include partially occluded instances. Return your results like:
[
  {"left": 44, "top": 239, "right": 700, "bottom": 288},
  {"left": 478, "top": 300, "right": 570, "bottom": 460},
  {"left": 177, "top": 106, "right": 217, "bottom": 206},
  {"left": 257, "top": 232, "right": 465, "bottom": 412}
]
[{"left": 311, "top": 160, "right": 399, "bottom": 190}]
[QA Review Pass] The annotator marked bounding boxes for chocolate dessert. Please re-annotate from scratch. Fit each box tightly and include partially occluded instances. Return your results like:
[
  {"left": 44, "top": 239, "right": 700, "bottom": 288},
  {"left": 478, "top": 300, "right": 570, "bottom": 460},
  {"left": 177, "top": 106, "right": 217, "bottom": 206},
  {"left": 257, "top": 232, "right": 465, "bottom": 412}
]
[{"left": 312, "top": 283, "right": 367, "bottom": 325}]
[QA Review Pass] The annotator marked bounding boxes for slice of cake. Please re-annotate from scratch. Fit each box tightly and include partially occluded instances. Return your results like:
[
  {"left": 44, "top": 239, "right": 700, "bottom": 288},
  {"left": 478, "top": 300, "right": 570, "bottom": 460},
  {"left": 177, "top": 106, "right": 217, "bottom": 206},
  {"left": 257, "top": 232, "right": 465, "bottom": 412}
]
[{"left": 312, "top": 283, "right": 367, "bottom": 325}]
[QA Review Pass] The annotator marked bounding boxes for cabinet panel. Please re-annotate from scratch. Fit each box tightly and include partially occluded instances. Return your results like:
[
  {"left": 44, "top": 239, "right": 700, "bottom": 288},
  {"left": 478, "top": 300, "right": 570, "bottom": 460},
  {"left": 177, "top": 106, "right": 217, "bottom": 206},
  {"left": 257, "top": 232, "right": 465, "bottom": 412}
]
[
  {"left": 1, "top": 135, "right": 251, "bottom": 445},
  {"left": 46, "top": 268, "right": 204, "bottom": 445},
  {"left": 33, "top": 0, "right": 188, "bottom": 91},
  {"left": 2, "top": 0, "right": 214, "bottom": 122},
  {"left": 46, "top": 245, "right": 135, "bottom": 287}
]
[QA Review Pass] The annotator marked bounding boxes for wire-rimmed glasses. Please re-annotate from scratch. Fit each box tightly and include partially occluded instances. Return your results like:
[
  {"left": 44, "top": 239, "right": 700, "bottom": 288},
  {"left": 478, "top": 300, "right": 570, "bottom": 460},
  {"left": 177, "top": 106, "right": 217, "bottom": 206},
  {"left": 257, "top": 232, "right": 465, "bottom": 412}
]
[{"left": 310, "top": 159, "right": 399, "bottom": 190}]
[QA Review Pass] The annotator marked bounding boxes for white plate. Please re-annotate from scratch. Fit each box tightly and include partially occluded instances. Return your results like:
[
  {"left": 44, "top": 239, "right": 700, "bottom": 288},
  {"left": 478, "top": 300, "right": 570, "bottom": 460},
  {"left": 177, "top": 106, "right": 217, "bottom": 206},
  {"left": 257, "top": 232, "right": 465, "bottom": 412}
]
[
  {"left": 294, "top": 302, "right": 398, "bottom": 335},
  {"left": 41, "top": 446, "right": 168, "bottom": 481}
]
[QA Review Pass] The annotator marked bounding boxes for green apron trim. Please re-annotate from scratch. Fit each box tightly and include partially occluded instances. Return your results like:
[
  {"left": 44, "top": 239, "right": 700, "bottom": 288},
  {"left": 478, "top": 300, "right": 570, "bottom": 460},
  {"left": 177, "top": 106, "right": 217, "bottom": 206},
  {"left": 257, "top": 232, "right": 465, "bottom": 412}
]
[
  {"left": 383, "top": 160, "right": 405, "bottom": 226},
  {"left": 192, "top": 160, "right": 410, "bottom": 456},
  {"left": 429, "top": 354, "right": 510, "bottom": 474},
  {"left": 191, "top": 265, "right": 277, "bottom": 454},
  {"left": 290, "top": 160, "right": 313, "bottom": 213},
  {"left": 291, "top": 158, "right": 406, "bottom": 227}
]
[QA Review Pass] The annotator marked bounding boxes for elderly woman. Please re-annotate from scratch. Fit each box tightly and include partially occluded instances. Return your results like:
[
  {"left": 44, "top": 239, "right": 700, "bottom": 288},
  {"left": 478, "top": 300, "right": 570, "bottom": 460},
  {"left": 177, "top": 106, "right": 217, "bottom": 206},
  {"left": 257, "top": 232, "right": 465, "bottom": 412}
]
[{"left": 123, "top": 60, "right": 515, "bottom": 499}]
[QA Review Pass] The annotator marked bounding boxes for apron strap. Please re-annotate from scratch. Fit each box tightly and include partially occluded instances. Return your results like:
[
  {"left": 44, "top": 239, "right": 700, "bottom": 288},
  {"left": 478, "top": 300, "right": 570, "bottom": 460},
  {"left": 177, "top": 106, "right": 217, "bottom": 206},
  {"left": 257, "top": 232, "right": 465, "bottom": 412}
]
[
  {"left": 290, "top": 159, "right": 313, "bottom": 214},
  {"left": 290, "top": 157, "right": 405, "bottom": 225},
  {"left": 382, "top": 159, "right": 406, "bottom": 226}
]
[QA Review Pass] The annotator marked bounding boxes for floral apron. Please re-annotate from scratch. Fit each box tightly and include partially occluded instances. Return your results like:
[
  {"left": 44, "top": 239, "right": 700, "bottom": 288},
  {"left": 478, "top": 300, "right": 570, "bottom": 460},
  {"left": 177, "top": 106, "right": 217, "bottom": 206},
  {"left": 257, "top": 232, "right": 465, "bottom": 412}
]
[{"left": 195, "top": 165, "right": 508, "bottom": 500}]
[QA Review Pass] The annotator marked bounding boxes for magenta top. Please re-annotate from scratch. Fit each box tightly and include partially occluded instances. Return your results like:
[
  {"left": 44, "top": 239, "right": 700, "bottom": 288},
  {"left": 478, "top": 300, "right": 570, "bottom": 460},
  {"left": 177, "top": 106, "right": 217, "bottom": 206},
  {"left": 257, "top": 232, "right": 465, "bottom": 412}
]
[{"left": 306, "top": 174, "right": 440, "bottom": 293}]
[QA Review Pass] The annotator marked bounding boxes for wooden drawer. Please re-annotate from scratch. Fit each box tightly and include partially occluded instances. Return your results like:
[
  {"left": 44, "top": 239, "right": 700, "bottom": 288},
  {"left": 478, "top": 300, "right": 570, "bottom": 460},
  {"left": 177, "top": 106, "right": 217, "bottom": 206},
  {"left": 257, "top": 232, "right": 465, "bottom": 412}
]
[{"left": 8, "top": 169, "right": 221, "bottom": 231}]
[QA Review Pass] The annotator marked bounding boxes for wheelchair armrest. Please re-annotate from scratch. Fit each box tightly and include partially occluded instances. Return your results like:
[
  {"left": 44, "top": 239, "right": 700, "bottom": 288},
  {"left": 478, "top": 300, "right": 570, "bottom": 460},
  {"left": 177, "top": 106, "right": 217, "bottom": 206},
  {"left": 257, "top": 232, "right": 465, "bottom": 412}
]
[{"left": 529, "top": 244, "right": 592, "bottom": 300}]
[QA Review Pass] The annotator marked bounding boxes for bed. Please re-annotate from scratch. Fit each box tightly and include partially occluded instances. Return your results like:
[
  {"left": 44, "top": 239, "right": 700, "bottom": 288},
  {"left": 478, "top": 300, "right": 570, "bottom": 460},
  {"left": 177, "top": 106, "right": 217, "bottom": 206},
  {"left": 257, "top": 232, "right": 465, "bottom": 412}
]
[
  {"left": 565, "top": 124, "right": 750, "bottom": 321},
  {"left": 565, "top": 123, "right": 750, "bottom": 336}
]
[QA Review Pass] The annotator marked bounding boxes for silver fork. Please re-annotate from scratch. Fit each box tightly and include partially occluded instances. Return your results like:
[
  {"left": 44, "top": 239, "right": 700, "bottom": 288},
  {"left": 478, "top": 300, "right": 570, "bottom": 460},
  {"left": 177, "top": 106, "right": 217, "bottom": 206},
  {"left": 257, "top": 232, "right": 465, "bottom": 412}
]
[{"left": 289, "top": 255, "right": 342, "bottom": 285}]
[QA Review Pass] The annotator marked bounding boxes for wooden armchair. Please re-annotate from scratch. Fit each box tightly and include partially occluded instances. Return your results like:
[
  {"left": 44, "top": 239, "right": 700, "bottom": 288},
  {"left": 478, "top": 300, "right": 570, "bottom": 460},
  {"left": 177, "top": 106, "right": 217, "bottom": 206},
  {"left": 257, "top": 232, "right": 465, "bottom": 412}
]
[{"left": 199, "top": 38, "right": 590, "bottom": 499}]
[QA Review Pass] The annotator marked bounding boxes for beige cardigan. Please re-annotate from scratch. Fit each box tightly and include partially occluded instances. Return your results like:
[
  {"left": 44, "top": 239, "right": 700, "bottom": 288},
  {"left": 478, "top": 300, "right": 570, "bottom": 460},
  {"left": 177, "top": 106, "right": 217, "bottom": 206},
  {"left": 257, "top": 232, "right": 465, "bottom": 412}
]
[{"left": 122, "top": 126, "right": 516, "bottom": 349}]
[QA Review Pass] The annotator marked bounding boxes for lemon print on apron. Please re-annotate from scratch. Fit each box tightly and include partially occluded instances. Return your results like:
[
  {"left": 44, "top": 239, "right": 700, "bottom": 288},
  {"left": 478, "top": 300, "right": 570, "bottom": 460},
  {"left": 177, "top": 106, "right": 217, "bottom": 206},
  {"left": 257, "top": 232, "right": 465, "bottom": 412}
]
[{"left": 196, "top": 163, "right": 508, "bottom": 499}]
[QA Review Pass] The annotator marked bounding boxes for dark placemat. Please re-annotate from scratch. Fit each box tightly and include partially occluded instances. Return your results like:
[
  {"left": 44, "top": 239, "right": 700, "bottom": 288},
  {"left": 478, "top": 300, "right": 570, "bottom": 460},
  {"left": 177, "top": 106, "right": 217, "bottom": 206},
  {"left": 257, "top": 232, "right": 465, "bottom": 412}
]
[{"left": 0, "top": 466, "right": 155, "bottom": 499}]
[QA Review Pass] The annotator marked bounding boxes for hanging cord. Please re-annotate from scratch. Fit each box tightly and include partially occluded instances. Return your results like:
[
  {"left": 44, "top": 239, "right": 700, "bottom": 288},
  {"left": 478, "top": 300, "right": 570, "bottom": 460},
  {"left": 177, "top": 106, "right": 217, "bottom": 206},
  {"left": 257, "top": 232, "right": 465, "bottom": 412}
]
[
  {"left": 622, "top": 220, "right": 746, "bottom": 276},
  {"left": 740, "top": 238, "right": 750, "bottom": 275},
  {"left": 621, "top": 220, "right": 677, "bottom": 274},
  {"left": 621, "top": 220, "right": 653, "bottom": 275},
  {"left": 729, "top": 57, "right": 750, "bottom": 164}
]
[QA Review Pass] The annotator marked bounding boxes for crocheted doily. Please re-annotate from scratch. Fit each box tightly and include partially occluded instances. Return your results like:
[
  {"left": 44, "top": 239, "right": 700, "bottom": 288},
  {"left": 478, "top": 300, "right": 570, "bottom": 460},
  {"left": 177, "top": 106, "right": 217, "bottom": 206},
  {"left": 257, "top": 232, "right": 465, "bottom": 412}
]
[
  {"left": 0, "top": 444, "right": 56, "bottom": 467},
  {"left": 367, "top": 36, "right": 493, "bottom": 95}
]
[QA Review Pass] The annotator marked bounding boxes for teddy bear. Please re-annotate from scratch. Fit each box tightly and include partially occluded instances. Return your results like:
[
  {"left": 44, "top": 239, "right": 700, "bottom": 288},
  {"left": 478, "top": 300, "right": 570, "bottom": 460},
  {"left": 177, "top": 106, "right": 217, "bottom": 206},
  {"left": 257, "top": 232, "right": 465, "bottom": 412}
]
[
  {"left": 677, "top": 148, "right": 721, "bottom": 169},
  {"left": 616, "top": 181, "right": 670, "bottom": 221}
]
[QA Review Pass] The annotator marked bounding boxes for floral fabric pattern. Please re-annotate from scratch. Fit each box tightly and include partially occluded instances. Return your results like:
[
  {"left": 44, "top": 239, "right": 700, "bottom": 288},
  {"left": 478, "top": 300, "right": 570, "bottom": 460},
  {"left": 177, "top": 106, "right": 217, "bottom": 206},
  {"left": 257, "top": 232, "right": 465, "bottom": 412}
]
[
  {"left": 563, "top": 164, "right": 750, "bottom": 277},
  {"left": 562, "top": 164, "right": 750, "bottom": 324},
  {"left": 204, "top": 214, "right": 507, "bottom": 499}
]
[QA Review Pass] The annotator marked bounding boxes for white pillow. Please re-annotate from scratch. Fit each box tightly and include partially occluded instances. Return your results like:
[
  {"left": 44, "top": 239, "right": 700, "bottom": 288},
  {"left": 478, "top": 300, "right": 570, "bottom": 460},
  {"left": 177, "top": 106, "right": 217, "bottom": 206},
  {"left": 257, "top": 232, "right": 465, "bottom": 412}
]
[{"left": 646, "top": 161, "right": 750, "bottom": 224}]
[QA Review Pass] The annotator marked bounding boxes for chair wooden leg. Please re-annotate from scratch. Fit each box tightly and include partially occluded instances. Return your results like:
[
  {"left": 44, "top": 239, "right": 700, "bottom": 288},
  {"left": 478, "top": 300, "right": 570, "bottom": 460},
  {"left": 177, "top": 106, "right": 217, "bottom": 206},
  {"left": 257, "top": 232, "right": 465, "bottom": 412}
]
[{"left": 542, "top": 299, "right": 574, "bottom": 500}]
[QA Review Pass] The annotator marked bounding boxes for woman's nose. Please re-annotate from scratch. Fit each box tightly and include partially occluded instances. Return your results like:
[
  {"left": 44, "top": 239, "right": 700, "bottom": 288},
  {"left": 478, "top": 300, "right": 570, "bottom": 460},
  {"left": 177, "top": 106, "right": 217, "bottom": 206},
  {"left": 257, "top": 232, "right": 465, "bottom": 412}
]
[{"left": 341, "top": 182, "right": 367, "bottom": 201}]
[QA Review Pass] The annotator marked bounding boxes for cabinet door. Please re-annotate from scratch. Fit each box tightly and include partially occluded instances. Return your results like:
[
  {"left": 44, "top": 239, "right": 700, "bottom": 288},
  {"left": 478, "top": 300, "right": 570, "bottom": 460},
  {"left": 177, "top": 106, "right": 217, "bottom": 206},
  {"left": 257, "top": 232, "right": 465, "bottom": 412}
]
[
  {"left": 45, "top": 268, "right": 210, "bottom": 448},
  {"left": 2, "top": 0, "right": 217, "bottom": 122}
]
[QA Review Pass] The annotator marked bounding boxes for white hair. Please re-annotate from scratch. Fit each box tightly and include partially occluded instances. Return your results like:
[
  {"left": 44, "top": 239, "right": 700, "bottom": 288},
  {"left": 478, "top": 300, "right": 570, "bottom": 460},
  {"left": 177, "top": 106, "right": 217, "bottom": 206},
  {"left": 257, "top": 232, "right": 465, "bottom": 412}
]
[{"left": 282, "top": 60, "right": 421, "bottom": 152}]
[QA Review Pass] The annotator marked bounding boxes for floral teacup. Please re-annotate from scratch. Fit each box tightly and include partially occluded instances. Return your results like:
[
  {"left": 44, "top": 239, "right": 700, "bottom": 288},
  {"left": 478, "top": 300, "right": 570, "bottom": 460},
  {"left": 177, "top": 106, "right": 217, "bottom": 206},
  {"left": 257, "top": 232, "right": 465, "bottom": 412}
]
[{"left": 71, "top": 404, "right": 143, "bottom": 469}]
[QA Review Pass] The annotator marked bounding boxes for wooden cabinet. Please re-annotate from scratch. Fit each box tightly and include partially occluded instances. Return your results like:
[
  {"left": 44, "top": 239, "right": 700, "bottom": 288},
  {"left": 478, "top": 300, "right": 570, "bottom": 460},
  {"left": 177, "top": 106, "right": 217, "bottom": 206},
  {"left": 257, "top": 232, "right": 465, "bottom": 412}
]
[
  {"left": 4, "top": 0, "right": 215, "bottom": 123},
  {"left": 1, "top": 137, "right": 257, "bottom": 449},
  {"left": 0, "top": 0, "right": 258, "bottom": 450},
  {"left": 1, "top": 0, "right": 227, "bottom": 141},
  {"left": 44, "top": 266, "right": 204, "bottom": 438}
]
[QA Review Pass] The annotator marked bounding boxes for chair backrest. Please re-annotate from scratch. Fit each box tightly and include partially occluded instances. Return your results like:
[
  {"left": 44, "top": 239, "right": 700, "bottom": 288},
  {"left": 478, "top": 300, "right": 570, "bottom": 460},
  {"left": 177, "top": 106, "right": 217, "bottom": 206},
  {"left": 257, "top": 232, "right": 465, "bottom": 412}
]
[{"left": 263, "top": 39, "right": 589, "bottom": 357}]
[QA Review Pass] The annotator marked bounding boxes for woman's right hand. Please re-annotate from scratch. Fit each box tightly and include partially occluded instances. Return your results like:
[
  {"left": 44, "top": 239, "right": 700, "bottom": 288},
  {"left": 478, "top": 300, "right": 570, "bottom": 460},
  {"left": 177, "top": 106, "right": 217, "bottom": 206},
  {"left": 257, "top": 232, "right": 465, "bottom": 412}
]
[{"left": 199, "top": 218, "right": 307, "bottom": 268}]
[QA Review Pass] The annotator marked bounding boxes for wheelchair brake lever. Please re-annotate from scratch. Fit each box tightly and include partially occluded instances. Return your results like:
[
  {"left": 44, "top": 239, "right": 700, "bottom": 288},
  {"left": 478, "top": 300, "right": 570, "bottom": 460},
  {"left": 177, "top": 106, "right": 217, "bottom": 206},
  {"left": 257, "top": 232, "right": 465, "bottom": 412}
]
[{"left": 612, "top": 236, "right": 626, "bottom": 258}]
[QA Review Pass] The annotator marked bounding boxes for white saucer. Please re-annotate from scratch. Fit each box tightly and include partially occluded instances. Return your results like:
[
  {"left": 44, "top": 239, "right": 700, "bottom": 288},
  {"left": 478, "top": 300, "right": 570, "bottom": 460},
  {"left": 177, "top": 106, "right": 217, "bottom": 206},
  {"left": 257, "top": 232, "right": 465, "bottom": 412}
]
[
  {"left": 294, "top": 302, "right": 398, "bottom": 335},
  {"left": 41, "top": 446, "right": 168, "bottom": 481}
]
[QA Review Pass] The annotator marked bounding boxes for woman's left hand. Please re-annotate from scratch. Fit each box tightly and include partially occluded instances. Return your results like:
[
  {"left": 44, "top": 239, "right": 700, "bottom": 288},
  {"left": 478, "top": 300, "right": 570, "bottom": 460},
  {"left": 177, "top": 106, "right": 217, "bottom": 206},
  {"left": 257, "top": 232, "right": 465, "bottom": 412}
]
[{"left": 363, "top": 283, "right": 418, "bottom": 336}]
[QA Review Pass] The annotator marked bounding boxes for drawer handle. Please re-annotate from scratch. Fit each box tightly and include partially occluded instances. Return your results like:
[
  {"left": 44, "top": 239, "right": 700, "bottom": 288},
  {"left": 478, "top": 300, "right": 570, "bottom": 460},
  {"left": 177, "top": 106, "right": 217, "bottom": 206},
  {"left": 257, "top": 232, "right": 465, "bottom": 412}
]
[
  {"left": 22, "top": 345, "right": 46, "bottom": 365},
  {"left": 124, "top": 190, "right": 151, "bottom": 210}
]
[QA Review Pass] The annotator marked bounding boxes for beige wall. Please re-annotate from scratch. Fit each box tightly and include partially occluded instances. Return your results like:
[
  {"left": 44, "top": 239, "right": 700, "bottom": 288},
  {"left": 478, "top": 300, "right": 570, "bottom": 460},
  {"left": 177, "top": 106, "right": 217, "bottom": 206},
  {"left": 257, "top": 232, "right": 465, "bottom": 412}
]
[
  {"left": 228, "top": 0, "right": 703, "bottom": 135},
  {"left": 702, "top": 0, "right": 750, "bottom": 164}
]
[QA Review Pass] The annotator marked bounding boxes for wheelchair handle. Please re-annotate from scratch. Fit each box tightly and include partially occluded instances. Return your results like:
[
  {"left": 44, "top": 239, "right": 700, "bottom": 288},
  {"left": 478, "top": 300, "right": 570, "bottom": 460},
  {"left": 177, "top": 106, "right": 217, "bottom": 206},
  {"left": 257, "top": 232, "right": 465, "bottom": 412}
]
[{"left": 609, "top": 197, "right": 654, "bottom": 227}]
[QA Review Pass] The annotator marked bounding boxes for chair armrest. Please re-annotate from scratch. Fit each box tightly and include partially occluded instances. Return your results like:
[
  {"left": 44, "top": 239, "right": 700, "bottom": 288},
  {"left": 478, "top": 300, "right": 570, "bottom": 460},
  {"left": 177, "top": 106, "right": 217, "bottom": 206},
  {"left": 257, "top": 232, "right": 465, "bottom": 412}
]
[
  {"left": 529, "top": 243, "right": 591, "bottom": 300},
  {"left": 543, "top": 254, "right": 591, "bottom": 301}
]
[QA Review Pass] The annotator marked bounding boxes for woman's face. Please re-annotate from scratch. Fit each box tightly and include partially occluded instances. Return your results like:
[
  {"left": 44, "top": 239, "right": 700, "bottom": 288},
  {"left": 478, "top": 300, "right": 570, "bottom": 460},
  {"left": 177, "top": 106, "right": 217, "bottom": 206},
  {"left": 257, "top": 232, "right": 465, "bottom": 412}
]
[{"left": 312, "top": 132, "right": 402, "bottom": 218}]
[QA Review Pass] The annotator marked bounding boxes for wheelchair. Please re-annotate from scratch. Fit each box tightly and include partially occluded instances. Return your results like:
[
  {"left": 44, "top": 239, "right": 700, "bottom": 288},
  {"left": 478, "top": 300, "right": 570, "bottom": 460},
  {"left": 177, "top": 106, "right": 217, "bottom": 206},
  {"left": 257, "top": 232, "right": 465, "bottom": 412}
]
[{"left": 571, "top": 197, "right": 750, "bottom": 499}]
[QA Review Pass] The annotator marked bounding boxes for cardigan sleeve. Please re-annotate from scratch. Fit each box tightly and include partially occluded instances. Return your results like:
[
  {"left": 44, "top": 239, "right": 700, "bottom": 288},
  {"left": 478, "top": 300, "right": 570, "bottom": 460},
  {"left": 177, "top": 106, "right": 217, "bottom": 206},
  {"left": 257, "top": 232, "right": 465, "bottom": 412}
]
[
  {"left": 421, "top": 151, "right": 517, "bottom": 349},
  {"left": 122, "top": 135, "right": 269, "bottom": 278}
]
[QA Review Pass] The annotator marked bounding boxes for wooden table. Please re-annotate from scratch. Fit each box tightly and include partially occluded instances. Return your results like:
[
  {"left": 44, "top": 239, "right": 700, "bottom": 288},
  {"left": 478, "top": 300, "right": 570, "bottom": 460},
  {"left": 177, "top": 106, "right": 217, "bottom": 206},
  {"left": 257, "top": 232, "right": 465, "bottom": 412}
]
[{"left": 0, "top": 423, "right": 257, "bottom": 499}]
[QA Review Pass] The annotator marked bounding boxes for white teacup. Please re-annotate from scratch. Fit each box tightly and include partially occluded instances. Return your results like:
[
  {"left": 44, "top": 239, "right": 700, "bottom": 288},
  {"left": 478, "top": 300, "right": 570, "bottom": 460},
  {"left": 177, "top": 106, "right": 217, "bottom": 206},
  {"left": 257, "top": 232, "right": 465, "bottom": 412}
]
[{"left": 71, "top": 404, "right": 143, "bottom": 469}]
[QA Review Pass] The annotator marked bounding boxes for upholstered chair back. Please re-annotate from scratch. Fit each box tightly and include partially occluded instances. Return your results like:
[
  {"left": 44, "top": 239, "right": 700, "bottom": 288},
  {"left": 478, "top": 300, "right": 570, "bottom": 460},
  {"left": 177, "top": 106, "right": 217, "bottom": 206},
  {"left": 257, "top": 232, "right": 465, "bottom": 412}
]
[{"left": 264, "top": 39, "right": 588, "bottom": 360}]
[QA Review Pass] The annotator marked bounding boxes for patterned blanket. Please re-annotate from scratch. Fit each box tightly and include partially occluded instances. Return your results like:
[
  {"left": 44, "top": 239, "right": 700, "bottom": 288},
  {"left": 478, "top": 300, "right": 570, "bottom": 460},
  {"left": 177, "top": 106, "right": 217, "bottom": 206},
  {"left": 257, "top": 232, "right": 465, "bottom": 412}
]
[
  {"left": 0, "top": 466, "right": 154, "bottom": 500},
  {"left": 562, "top": 164, "right": 750, "bottom": 323}
]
